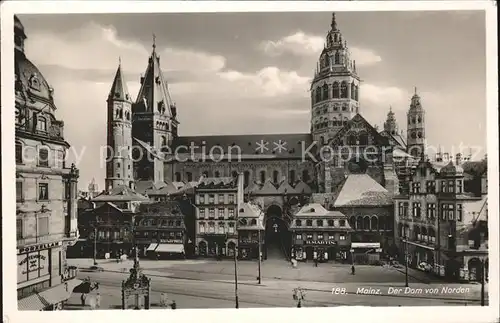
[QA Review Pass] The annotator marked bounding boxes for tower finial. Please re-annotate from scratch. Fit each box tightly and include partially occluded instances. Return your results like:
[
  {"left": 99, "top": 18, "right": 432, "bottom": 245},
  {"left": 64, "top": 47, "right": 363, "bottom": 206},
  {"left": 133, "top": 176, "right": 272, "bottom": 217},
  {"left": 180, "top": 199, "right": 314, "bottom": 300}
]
[
  {"left": 118, "top": 56, "right": 121, "bottom": 66},
  {"left": 414, "top": 86, "right": 417, "bottom": 95},
  {"left": 152, "top": 33, "right": 156, "bottom": 51},
  {"left": 389, "top": 105, "right": 392, "bottom": 112},
  {"left": 331, "top": 13, "right": 337, "bottom": 30}
]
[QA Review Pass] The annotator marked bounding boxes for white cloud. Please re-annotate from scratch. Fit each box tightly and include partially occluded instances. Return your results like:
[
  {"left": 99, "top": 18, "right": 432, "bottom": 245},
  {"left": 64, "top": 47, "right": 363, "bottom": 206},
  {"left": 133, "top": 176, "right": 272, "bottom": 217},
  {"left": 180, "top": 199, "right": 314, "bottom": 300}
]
[
  {"left": 260, "top": 31, "right": 382, "bottom": 66},
  {"left": 26, "top": 22, "right": 226, "bottom": 75},
  {"left": 218, "top": 67, "right": 310, "bottom": 97},
  {"left": 361, "top": 83, "right": 408, "bottom": 106}
]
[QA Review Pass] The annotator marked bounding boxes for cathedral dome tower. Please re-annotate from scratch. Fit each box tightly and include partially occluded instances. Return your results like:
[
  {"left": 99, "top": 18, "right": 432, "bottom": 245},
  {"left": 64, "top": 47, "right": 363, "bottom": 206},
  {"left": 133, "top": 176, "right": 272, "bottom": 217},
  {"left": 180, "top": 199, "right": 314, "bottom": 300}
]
[
  {"left": 406, "top": 88, "right": 426, "bottom": 158},
  {"left": 384, "top": 107, "right": 398, "bottom": 136},
  {"left": 310, "top": 13, "right": 361, "bottom": 146}
]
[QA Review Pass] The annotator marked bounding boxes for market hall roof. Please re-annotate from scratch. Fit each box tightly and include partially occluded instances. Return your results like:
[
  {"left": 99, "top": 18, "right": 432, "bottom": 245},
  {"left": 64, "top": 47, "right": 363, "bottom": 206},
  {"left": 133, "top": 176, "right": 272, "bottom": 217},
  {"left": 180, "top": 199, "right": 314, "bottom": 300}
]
[{"left": 334, "top": 174, "right": 393, "bottom": 207}]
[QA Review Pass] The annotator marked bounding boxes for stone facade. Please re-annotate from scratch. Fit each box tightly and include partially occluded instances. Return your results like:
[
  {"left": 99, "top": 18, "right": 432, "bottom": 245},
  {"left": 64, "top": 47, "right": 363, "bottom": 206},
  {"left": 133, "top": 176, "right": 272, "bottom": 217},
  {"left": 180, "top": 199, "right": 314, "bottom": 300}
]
[{"left": 15, "top": 15, "right": 80, "bottom": 310}]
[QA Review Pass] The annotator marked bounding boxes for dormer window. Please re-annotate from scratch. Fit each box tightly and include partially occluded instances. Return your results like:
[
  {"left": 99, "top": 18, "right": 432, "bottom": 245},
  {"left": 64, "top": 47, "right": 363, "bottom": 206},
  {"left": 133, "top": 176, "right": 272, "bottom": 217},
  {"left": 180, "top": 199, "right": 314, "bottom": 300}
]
[
  {"left": 295, "top": 219, "right": 302, "bottom": 226},
  {"left": 36, "top": 116, "right": 47, "bottom": 132},
  {"left": 29, "top": 73, "right": 41, "bottom": 91}
]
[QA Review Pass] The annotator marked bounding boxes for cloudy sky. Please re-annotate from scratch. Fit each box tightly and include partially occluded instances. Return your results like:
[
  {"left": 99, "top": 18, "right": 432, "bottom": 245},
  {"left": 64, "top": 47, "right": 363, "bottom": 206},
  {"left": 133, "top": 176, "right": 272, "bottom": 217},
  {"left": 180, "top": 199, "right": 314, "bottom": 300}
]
[{"left": 19, "top": 11, "right": 486, "bottom": 190}]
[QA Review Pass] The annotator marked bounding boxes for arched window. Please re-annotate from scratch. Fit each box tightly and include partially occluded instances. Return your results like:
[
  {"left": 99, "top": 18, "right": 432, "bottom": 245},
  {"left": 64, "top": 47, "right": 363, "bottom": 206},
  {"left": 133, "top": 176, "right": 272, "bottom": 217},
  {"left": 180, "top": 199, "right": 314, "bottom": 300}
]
[
  {"left": 186, "top": 172, "right": 193, "bottom": 182},
  {"left": 295, "top": 219, "right": 302, "bottom": 226},
  {"left": 328, "top": 219, "right": 334, "bottom": 226},
  {"left": 160, "top": 136, "right": 167, "bottom": 149},
  {"left": 306, "top": 219, "right": 313, "bottom": 226},
  {"left": 371, "top": 216, "right": 378, "bottom": 231},
  {"left": 119, "top": 110, "right": 123, "bottom": 119},
  {"left": 250, "top": 219, "right": 257, "bottom": 226},
  {"left": 349, "top": 216, "right": 356, "bottom": 229},
  {"left": 315, "top": 88, "right": 321, "bottom": 103},
  {"left": 202, "top": 171, "right": 209, "bottom": 177},
  {"left": 272, "top": 170, "right": 279, "bottom": 183},
  {"left": 322, "top": 84, "right": 329, "bottom": 100},
  {"left": 174, "top": 172, "right": 181, "bottom": 182},
  {"left": 243, "top": 171, "right": 250, "bottom": 187},
  {"left": 311, "top": 90, "right": 315, "bottom": 105},
  {"left": 302, "top": 170, "right": 309, "bottom": 182},
  {"left": 414, "top": 226, "right": 421, "bottom": 241},
  {"left": 334, "top": 34, "right": 338, "bottom": 42},
  {"left": 260, "top": 170, "right": 266, "bottom": 184},
  {"left": 289, "top": 170, "right": 296, "bottom": 184},
  {"left": 340, "top": 82, "right": 348, "bottom": 98},
  {"left": 320, "top": 136, "right": 325, "bottom": 146},
  {"left": 347, "top": 134, "right": 357, "bottom": 145},
  {"left": 232, "top": 171, "right": 238, "bottom": 178},
  {"left": 36, "top": 116, "right": 47, "bottom": 132},
  {"left": 354, "top": 85, "right": 359, "bottom": 101},
  {"left": 379, "top": 217, "right": 385, "bottom": 231},
  {"left": 334, "top": 51, "right": 340, "bottom": 64},
  {"left": 356, "top": 217, "right": 363, "bottom": 230},
  {"left": 363, "top": 216, "right": 370, "bottom": 230},
  {"left": 317, "top": 220, "right": 323, "bottom": 226},
  {"left": 214, "top": 171, "right": 220, "bottom": 178},
  {"left": 126, "top": 111, "right": 131, "bottom": 120},
  {"left": 332, "top": 82, "right": 340, "bottom": 98},
  {"left": 351, "top": 82, "right": 355, "bottom": 99}
]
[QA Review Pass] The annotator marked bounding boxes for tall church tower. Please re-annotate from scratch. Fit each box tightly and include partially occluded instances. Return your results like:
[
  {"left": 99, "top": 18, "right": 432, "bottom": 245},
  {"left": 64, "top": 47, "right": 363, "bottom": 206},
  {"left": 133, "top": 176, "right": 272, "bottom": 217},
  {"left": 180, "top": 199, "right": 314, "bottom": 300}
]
[
  {"left": 310, "top": 13, "right": 361, "bottom": 145},
  {"left": 132, "top": 38, "right": 179, "bottom": 184},
  {"left": 105, "top": 60, "right": 134, "bottom": 190},
  {"left": 406, "top": 88, "right": 426, "bottom": 158}
]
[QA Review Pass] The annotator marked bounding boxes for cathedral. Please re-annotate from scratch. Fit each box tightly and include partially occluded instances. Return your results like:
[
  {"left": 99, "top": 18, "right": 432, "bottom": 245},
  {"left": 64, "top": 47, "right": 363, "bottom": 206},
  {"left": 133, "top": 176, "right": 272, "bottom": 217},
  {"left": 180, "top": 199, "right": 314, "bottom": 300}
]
[{"left": 103, "top": 13, "right": 425, "bottom": 258}]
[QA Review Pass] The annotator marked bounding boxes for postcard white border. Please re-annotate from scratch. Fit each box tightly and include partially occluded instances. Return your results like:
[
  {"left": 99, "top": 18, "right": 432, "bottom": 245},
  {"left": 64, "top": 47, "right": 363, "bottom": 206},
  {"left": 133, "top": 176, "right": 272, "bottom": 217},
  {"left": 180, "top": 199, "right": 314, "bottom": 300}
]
[{"left": 1, "top": 1, "right": 498, "bottom": 323}]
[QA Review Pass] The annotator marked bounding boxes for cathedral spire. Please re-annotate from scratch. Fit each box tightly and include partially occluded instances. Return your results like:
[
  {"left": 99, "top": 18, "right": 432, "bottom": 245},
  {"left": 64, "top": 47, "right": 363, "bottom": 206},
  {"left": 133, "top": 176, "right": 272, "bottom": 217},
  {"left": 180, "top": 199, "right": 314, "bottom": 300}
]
[
  {"left": 152, "top": 33, "right": 156, "bottom": 52},
  {"left": 108, "top": 61, "right": 130, "bottom": 102},
  {"left": 331, "top": 13, "right": 337, "bottom": 30}
]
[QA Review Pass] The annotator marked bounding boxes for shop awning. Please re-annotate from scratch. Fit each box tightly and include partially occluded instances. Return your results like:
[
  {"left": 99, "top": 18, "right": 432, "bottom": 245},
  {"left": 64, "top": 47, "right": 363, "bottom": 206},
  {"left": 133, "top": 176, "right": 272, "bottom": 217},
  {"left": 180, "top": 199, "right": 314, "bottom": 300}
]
[
  {"left": 155, "top": 243, "right": 184, "bottom": 253},
  {"left": 146, "top": 243, "right": 158, "bottom": 251},
  {"left": 19, "top": 278, "right": 82, "bottom": 311},
  {"left": 351, "top": 242, "right": 380, "bottom": 249}
]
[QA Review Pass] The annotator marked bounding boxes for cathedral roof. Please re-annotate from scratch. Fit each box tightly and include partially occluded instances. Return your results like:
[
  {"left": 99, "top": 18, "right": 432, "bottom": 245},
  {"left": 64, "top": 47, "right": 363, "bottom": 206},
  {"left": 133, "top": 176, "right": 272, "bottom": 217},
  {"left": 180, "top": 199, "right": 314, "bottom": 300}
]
[
  {"left": 108, "top": 62, "right": 131, "bottom": 102},
  {"left": 138, "top": 179, "right": 178, "bottom": 196},
  {"left": 334, "top": 174, "right": 393, "bottom": 207},
  {"left": 328, "top": 113, "right": 390, "bottom": 147},
  {"left": 173, "top": 133, "right": 312, "bottom": 160},
  {"left": 197, "top": 177, "right": 237, "bottom": 190},
  {"left": 133, "top": 42, "right": 176, "bottom": 118},
  {"left": 134, "top": 137, "right": 164, "bottom": 160},
  {"left": 277, "top": 181, "right": 298, "bottom": 194},
  {"left": 92, "top": 185, "right": 149, "bottom": 202},
  {"left": 258, "top": 179, "right": 279, "bottom": 194}
]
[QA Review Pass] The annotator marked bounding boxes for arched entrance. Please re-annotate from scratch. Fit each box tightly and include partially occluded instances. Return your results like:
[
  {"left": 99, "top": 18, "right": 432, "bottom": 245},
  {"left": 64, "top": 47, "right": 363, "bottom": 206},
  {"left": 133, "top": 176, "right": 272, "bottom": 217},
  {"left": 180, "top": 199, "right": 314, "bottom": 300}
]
[{"left": 264, "top": 205, "right": 291, "bottom": 261}]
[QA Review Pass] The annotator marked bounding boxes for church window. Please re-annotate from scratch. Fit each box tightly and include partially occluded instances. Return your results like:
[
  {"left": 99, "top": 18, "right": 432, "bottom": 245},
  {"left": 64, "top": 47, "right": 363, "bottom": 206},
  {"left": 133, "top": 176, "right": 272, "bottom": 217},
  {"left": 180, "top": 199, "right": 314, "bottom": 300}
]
[
  {"left": 214, "top": 171, "right": 220, "bottom": 178},
  {"left": 302, "top": 170, "right": 310, "bottom": 182},
  {"left": 117, "top": 163, "right": 121, "bottom": 169},
  {"left": 311, "top": 90, "right": 315, "bottom": 105},
  {"left": 126, "top": 111, "right": 130, "bottom": 120},
  {"left": 418, "top": 132, "right": 423, "bottom": 138},
  {"left": 340, "top": 82, "right": 348, "bottom": 98},
  {"left": 289, "top": 170, "right": 296, "bottom": 184},
  {"left": 160, "top": 136, "right": 167, "bottom": 149},
  {"left": 411, "top": 132, "right": 417, "bottom": 139},
  {"left": 347, "top": 134, "right": 357, "bottom": 145},
  {"left": 418, "top": 117, "right": 422, "bottom": 123},
  {"left": 332, "top": 82, "right": 340, "bottom": 98},
  {"left": 322, "top": 84, "right": 329, "bottom": 100},
  {"left": 315, "top": 88, "right": 321, "bottom": 103},
  {"left": 260, "top": 170, "right": 266, "bottom": 184},
  {"left": 412, "top": 117, "right": 416, "bottom": 124},
  {"left": 29, "top": 74, "right": 41, "bottom": 91},
  {"left": 354, "top": 85, "right": 359, "bottom": 101},
  {"left": 203, "top": 171, "right": 209, "bottom": 177},
  {"left": 186, "top": 172, "right": 193, "bottom": 182},
  {"left": 273, "top": 170, "right": 279, "bottom": 183},
  {"left": 351, "top": 82, "right": 355, "bottom": 99},
  {"left": 174, "top": 172, "right": 181, "bottom": 182},
  {"left": 232, "top": 171, "right": 238, "bottom": 178},
  {"left": 334, "top": 34, "right": 338, "bottom": 42},
  {"left": 334, "top": 51, "right": 340, "bottom": 64},
  {"left": 119, "top": 110, "right": 123, "bottom": 119},
  {"left": 36, "top": 116, "right": 47, "bottom": 132},
  {"left": 342, "top": 104, "right": 347, "bottom": 111}
]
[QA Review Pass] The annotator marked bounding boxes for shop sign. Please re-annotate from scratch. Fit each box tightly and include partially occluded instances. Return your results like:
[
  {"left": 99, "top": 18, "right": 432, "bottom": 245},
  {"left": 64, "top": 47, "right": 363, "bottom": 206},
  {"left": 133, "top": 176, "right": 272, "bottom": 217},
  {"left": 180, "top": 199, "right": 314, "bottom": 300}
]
[
  {"left": 159, "top": 239, "right": 183, "bottom": 244},
  {"left": 19, "top": 253, "right": 47, "bottom": 274},
  {"left": 304, "top": 240, "right": 337, "bottom": 246},
  {"left": 351, "top": 242, "right": 380, "bottom": 249}
]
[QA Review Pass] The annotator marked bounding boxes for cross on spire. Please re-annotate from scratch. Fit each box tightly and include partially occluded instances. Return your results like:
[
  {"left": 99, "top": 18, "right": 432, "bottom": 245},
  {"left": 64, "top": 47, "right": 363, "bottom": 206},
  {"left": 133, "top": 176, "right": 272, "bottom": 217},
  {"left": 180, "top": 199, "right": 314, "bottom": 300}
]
[
  {"left": 152, "top": 33, "right": 156, "bottom": 51},
  {"left": 118, "top": 56, "right": 121, "bottom": 66},
  {"left": 414, "top": 86, "right": 417, "bottom": 95}
]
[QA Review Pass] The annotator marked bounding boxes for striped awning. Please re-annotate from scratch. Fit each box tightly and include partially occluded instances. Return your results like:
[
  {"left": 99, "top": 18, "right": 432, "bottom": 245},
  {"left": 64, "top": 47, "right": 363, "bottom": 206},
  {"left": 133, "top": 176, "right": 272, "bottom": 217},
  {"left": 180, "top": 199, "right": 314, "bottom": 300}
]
[
  {"left": 147, "top": 243, "right": 158, "bottom": 251},
  {"left": 18, "top": 278, "right": 82, "bottom": 311},
  {"left": 155, "top": 244, "right": 184, "bottom": 253}
]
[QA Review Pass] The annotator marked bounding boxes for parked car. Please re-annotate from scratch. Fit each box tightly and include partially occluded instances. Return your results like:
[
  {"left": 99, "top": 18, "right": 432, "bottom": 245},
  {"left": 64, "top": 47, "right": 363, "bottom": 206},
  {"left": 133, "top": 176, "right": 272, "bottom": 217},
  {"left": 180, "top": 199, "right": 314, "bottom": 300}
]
[
  {"left": 80, "top": 265, "right": 104, "bottom": 272},
  {"left": 417, "top": 262, "right": 433, "bottom": 272}
]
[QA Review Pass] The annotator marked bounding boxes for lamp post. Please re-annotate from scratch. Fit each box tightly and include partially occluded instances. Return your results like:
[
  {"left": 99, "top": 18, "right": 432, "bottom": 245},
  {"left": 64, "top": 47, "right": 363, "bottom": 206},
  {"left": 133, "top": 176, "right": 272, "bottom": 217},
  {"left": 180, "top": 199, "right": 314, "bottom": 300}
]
[
  {"left": 234, "top": 245, "right": 239, "bottom": 308},
  {"left": 93, "top": 226, "right": 98, "bottom": 266},
  {"left": 403, "top": 234, "right": 409, "bottom": 287},
  {"left": 258, "top": 228, "right": 262, "bottom": 284}
]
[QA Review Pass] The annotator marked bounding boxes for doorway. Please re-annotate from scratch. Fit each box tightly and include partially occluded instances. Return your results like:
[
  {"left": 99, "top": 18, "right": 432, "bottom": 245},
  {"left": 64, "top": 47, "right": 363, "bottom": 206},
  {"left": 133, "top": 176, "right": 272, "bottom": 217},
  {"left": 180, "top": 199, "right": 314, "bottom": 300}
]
[{"left": 264, "top": 205, "right": 291, "bottom": 261}]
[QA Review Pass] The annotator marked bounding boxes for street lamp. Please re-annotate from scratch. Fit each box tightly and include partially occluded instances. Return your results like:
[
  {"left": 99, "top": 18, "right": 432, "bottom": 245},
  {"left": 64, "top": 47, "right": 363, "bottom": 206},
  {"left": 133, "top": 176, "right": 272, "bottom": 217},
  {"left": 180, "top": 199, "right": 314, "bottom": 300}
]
[
  {"left": 93, "top": 226, "right": 98, "bottom": 266},
  {"left": 403, "top": 234, "right": 409, "bottom": 287},
  {"left": 234, "top": 244, "right": 239, "bottom": 309}
]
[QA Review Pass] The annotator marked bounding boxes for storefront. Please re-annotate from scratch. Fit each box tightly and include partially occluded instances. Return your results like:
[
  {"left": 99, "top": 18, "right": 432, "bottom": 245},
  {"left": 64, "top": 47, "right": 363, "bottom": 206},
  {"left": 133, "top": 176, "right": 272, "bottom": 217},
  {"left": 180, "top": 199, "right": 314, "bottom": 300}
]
[
  {"left": 292, "top": 240, "right": 339, "bottom": 262},
  {"left": 198, "top": 234, "right": 227, "bottom": 258},
  {"left": 147, "top": 239, "right": 185, "bottom": 259},
  {"left": 17, "top": 245, "right": 82, "bottom": 311},
  {"left": 350, "top": 242, "right": 381, "bottom": 264}
]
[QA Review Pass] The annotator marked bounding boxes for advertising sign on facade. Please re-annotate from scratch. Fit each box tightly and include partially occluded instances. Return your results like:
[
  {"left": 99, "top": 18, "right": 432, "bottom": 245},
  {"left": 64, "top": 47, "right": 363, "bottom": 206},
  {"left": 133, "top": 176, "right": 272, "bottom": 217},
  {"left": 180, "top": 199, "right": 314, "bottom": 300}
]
[
  {"left": 17, "top": 249, "right": 50, "bottom": 283},
  {"left": 159, "top": 239, "right": 183, "bottom": 244}
]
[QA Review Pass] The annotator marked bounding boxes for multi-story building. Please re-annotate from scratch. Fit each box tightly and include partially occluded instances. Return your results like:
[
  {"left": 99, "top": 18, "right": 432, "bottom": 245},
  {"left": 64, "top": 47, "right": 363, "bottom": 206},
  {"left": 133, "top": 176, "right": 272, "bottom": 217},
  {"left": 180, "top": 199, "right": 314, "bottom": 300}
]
[
  {"left": 75, "top": 185, "right": 148, "bottom": 259},
  {"left": 194, "top": 177, "right": 238, "bottom": 258},
  {"left": 134, "top": 201, "right": 187, "bottom": 259},
  {"left": 15, "top": 15, "right": 81, "bottom": 310},
  {"left": 236, "top": 201, "right": 265, "bottom": 260},
  {"left": 289, "top": 203, "right": 352, "bottom": 262},
  {"left": 394, "top": 160, "right": 488, "bottom": 281}
]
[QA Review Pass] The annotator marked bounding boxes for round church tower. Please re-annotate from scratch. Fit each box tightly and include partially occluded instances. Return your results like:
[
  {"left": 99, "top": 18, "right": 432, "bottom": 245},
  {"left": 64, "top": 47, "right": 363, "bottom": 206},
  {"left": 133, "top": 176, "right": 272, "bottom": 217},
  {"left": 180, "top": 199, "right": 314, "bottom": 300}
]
[{"left": 310, "top": 13, "right": 361, "bottom": 146}]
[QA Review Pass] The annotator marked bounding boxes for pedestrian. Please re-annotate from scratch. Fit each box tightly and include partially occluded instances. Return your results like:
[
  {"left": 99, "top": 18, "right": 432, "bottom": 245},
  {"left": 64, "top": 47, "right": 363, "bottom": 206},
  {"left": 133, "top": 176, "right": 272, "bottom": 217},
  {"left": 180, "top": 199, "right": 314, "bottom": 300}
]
[
  {"left": 351, "top": 265, "right": 355, "bottom": 275},
  {"left": 80, "top": 293, "right": 86, "bottom": 306},
  {"left": 96, "top": 293, "right": 101, "bottom": 309},
  {"left": 170, "top": 300, "right": 177, "bottom": 309},
  {"left": 95, "top": 282, "right": 99, "bottom": 290}
]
